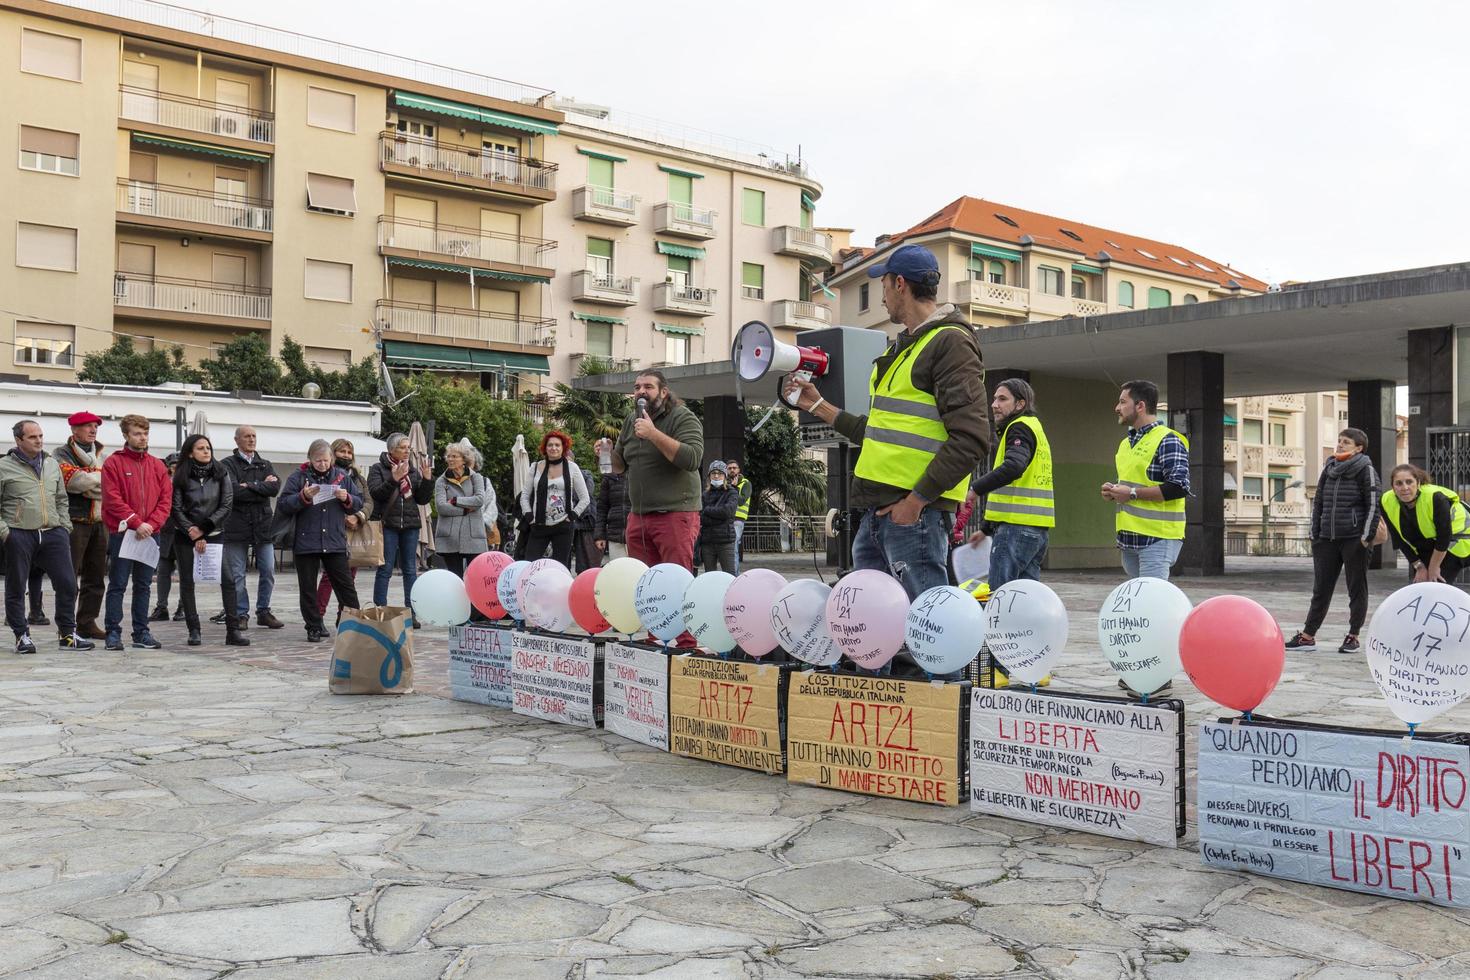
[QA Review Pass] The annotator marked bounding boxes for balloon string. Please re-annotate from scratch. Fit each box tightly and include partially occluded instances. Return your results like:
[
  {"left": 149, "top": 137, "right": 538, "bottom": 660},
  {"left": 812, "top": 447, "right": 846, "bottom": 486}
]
[
  {"left": 1140, "top": 693, "right": 1149, "bottom": 705},
  {"left": 1407, "top": 722, "right": 1418, "bottom": 739},
  {"left": 1030, "top": 683, "right": 1038, "bottom": 694},
  {"left": 1242, "top": 710, "right": 1253, "bottom": 722}
]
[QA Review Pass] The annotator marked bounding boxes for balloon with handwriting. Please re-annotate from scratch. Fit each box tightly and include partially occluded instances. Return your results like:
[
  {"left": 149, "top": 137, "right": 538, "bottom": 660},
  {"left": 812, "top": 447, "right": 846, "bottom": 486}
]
[
  {"left": 518, "top": 558, "right": 567, "bottom": 616},
  {"left": 905, "top": 585, "right": 986, "bottom": 675},
  {"left": 1179, "top": 595, "right": 1283, "bottom": 712},
  {"left": 723, "top": 568, "right": 787, "bottom": 657},
  {"left": 634, "top": 563, "right": 695, "bottom": 644},
  {"left": 986, "top": 580, "right": 1068, "bottom": 685},
  {"left": 772, "top": 579, "right": 841, "bottom": 667},
  {"left": 1098, "top": 577, "right": 1192, "bottom": 695},
  {"left": 465, "top": 550, "right": 512, "bottom": 619},
  {"left": 595, "top": 556, "right": 649, "bottom": 635},
  {"left": 683, "top": 571, "right": 737, "bottom": 653},
  {"left": 568, "top": 568, "right": 610, "bottom": 634},
  {"left": 410, "top": 568, "right": 471, "bottom": 627},
  {"left": 1365, "top": 582, "right": 1470, "bottom": 726},
  {"left": 522, "top": 563, "right": 574, "bottom": 632},
  {"left": 496, "top": 560, "right": 531, "bottom": 622},
  {"left": 826, "top": 569, "right": 908, "bottom": 670}
]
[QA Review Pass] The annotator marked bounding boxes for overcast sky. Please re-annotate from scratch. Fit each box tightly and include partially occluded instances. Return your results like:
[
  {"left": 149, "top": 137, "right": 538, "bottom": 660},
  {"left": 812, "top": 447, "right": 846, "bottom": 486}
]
[{"left": 204, "top": 0, "right": 1468, "bottom": 285}]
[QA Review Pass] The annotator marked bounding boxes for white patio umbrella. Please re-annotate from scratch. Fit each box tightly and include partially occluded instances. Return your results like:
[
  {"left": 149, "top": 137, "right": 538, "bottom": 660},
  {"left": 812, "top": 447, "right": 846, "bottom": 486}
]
[
  {"left": 187, "top": 409, "right": 209, "bottom": 453},
  {"left": 408, "top": 421, "right": 434, "bottom": 569},
  {"left": 511, "top": 434, "right": 530, "bottom": 500}
]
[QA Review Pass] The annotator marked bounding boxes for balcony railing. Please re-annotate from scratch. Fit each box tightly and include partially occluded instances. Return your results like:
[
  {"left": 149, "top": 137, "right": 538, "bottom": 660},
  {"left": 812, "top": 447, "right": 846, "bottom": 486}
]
[
  {"left": 375, "top": 300, "right": 553, "bottom": 348},
  {"left": 377, "top": 216, "right": 555, "bottom": 269},
  {"left": 1268, "top": 394, "right": 1306, "bottom": 412},
  {"left": 1072, "top": 297, "right": 1109, "bottom": 317},
  {"left": 1266, "top": 445, "right": 1305, "bottom": 466},
  {"left": 653, "top": 202, "right": 717, "bottom": 239},
  {"left": 119, "top": 86, "right": 274, "bottom": 144},
  {"left": 653, "top": 281, "right": 716, "bottom": 315},
  {"left": 571, "top": 269, "right": 639, "bottom": 306},
  {"left": 379, "top": 133, "right": 556, "bottom": 194},
  {"left": 114, "top": 273, "right": 271, "bottom": 321},
  {"left": 772, "top": 225, "right": 833, "bottom": 263},
  {"left": 956, "top": 278, "right": 1030, "bottom": 313},
  {"left": 117, "top": 180, "right": 273, "bottom": 233},
  {"left": 572, "top": 185, "right": 639, "bottom": 225},
  {"left": 771, "top": 299, "right": 833, "bottom": 330},
  {"left": 1223, "top": 442, "right": 1239, "bottom": 462},
  {"left": 571, "top": 352, "right": 637, "bottom": 373}
]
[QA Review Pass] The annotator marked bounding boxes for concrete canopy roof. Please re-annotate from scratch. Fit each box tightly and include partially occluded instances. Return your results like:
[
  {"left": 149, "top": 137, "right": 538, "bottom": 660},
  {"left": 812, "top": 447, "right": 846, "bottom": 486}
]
[
  {"left": 572, "top": 356, "right": 789, "bottom": 402},
  {"left": 978, "top": 263, "right": 1470, "bottom": 397}
]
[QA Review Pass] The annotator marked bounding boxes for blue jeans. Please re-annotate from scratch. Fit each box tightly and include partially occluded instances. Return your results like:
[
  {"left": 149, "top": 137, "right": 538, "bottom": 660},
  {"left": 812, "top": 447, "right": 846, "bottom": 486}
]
[
  {"left": 225, "top": 542, "right": 275, "bottom": 616},
  {"left": 732, "top": 519, "right": 745, "bottom": 574},
  {"left": 374, "top": 527, "right": 419, "bottom": 607},
  {"left": 852, "top": 506, "right": 953, "bottom": 601},
  {"left": 1121, "top": 537, "right": 1184, "bottom": 580},
  {"left": 105, "top": 532, "right": 154, "bottom": 638},
  {"left": 989, "top": 524, "right": 1048, "bottom": 588}
]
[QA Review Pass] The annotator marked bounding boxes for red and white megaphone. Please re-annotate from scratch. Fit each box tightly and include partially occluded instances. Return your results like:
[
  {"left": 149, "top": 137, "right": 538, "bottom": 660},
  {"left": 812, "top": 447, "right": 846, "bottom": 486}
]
[{"left": 732, "top": 320, "right": 829, "bottom": 389}]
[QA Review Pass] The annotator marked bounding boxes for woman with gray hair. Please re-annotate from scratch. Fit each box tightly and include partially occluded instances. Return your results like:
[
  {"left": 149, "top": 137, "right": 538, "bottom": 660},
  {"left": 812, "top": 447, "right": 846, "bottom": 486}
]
[
  {"left": 279, "top": 439, "right": 362, "bottom": 642},
  {"left": 368, "top": 431, "right": 434, "bottom": 607},
  {"left": 433, "top": 439, "right": 493, "bottom": 576}
]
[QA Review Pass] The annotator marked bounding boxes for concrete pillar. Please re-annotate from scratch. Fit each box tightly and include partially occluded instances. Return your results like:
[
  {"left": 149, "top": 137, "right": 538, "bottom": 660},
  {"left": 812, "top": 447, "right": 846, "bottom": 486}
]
[
  {"left": 1167, "top": 351, "right": 1225, "bottom": 576},
  {"left": 701, "top": 395, "right": 745, "bottom": 475},
  {"left": 1347, "top": 379, "right": 1397, "bottom": 569},
  {"left": 1407, "top": 325, "right": 1454, "bottom": 470}
]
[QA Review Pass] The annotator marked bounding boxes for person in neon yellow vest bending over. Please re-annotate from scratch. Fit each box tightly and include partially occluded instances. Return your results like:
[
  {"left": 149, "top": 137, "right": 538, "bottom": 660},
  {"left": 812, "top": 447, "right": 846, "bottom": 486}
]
[
  {"left": 1380, "top": 463, "right": 1470, "bottom": 586},
  {"left": 1101, "top": 380, "right": 1190, "bottom": 580},
  {"left": 965, "top": 378, "right": 1053, "bottom": 586}
]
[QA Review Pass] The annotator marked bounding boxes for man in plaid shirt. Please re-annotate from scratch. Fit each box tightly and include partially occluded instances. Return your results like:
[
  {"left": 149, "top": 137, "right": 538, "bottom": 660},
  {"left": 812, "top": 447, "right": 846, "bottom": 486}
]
[{"left": 1101, "top": 380, "right": 1191, "bottom": 580}]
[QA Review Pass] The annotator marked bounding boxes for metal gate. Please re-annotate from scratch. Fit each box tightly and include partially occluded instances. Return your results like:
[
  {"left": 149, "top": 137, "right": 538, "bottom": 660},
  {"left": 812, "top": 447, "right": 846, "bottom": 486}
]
[{"left": 1428, "top": 426, "right": 1470, "bottom": 498}]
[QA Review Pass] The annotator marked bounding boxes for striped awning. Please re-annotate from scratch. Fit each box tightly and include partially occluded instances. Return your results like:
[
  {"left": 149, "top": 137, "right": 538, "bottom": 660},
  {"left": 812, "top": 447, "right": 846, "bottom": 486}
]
[
  {"left": 1072, "top": 263, "right": 1103, "bottom": 275},
  {"left": 657, "top": 163, "right": 705, "bottom": 179},
  {"left": 656, "top": 241, "right": 706, "bottom": 260},
  {"left": 391, "top": 91, "right": 558, "bottom": 136},
  {"left": 971, "top": 242, "right": 1022, "bottom": 262},
  {"left": 386, "top": 256, "right": 548, "bottom": 284},
  {"left": 655, "top": 322, "right": 704, "bottom": 336},
  {"left": 572, "top": 312, "right": 626, "bottom": 325},
  {"left": 801, "top": 192, "right": 816, "bottom": 211},
  {"left": 577, "top": 146, "right": 626, "bottom": 162},
  {"left": 382, "top": 340, "right": 549, "bottom": 374},
  {"left": 130, "top": 133, "right": 270, "bottom": 163}
]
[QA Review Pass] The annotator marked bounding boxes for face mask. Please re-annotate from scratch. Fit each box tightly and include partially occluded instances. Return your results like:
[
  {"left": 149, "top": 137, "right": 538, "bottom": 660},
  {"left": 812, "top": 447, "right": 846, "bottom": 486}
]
[{"left": 711, "top": 478, "right": 725, "bottom": 488}]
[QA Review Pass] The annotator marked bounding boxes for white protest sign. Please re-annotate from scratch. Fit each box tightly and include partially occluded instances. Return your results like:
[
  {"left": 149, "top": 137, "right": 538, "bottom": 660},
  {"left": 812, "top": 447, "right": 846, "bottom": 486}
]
[
  {"left": 449, "top": 625, "right": 513, "bottom": 709},
  {"left": 969, "top": 688, "right": 1182, "bottom": 847},
  {"left": 1365, "top": 583, "right": 1470, "bottom": 725},
  {"left": 603, "top": 643, "right": 670, "bottom": 750},
  {"left": 511, "top": 631, "right": 599, "bottom": 727},
  {"left": 1198, "top": 720, "right": 1470, "bottom": 908}
]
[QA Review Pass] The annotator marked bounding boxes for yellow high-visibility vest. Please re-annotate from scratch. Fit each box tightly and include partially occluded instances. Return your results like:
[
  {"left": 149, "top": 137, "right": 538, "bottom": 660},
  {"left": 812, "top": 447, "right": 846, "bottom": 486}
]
[
  {"left": 982, "top": 414, "right": 1054, "bottom": 528},
  {"left": 1380, "top": 484, "right": 1470, "bottom": 558},
  {"left": 1114, "top": 425, "right": 1188, "bottom": 539},
  {"left": 733, "top": 476, "right": 751, "bottom": 520}
]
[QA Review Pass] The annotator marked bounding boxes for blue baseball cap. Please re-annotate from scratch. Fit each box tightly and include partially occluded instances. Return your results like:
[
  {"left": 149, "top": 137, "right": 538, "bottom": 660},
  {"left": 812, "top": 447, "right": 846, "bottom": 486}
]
[{"left": 867, "top": 243, "right": 940, "bottom": 285}]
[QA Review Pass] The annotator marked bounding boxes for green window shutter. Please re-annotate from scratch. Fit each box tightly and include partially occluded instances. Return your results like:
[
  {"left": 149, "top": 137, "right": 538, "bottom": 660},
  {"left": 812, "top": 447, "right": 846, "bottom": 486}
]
[
  {"left": 1148, "top": 286, "right": 1171, "bottom": 308},
  {"left": 586, "top": 237, "right": 613, "bottom": 259},
  {"left": 742, "top": 262, "right": 764, "bottom": 288},
  {"left": 798, "top": 274, "right": 812, "bottom": 302},
  {"left": 668, "top": 173, "right": 693, "bottom": 206},
  {"left": 1118, "top": 281, "right": 1134, "bottom": 307},
  {"left": 666, "top": 255, "right": 691, "bottom": 275},
  {"left": 587, "top": 156, "right": 614, "bottom": 188},
  {"left": 585, "top": 322, "right": 613, "bottom": 357},
  {"left": 800, "top": 205, "right": 813, "bottom": 230},
  {"left": 968, "top": 255, "right": 984, "bottom": 274},
  {"left": 989, "top": 261, "right": 1005, "bottom": 282},
  {"left": 742, "top": 188, "right": 765, "bottom": 226}
]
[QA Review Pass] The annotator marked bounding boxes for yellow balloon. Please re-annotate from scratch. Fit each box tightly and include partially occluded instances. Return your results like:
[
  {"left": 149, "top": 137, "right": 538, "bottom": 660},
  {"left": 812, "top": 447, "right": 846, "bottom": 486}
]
[{"left": 594, "top": 556, "right": 649, "bottom": 634}]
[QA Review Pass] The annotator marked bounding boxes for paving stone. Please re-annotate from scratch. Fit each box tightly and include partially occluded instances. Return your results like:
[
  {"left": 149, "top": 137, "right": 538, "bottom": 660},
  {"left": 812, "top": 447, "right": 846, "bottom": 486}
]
[
  {"left": 1145, "top": 951, "right": 1316, "bottom": 979},
  {"left": 773, "top": 924, "right": 1019, "bottom": 977},
  {"left": 970, "top": 903, "right": 1143, "bottom": 950},
  {"left": 118, "top": 898, "right": 362, "bottom": 961},
  {"left": 225, "top": 950, "right": 459, "bottom": 979},
  {"left": 8, "top": 946, "right": 216, "bottom": 979},
  {"left": 430, "top": 893, "right": 607, "bottom": 945},
  {"left": 454, "top": 953, "right": 580, "bottom": 979},
  {"left": 630, "top": 886, "right": 807, "bottom": 939},
  {"left": 748, "top": 860, "right": 938, "bottom": 913},
  {"left": 1207, "top": 904, "right": 1419, "bottom": 968},
  {"left": 610, "top": 917, "right": 762, "bottom": 954},
  {"left": 370, "top": 883, "right": 472, "bottom": 952},
  {"left": 1097, "top": 865, "right": 1235, "bottom": 919}
]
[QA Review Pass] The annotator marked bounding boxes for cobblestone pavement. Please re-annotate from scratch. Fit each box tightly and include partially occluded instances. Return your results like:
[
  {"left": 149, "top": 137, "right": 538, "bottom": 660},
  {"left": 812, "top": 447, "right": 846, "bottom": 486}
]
[{"left": 2, "top": 558, "right": 1468, "bottom": 979}]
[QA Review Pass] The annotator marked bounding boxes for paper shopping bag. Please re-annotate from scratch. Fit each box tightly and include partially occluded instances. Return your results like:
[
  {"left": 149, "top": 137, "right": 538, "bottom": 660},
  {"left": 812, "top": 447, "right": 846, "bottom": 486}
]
[
  {"left": 347, "top": 519, "right": 385, "bottom": 570},
  {"left": 329, "top": 606, "right": 415, "bottom": 695}
]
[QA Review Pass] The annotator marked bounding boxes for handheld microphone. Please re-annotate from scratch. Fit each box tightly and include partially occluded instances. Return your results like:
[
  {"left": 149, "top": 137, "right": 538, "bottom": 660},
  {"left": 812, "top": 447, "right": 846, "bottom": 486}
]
[{"left": 636, "top": 397, "right": 648, "bottom": 416}]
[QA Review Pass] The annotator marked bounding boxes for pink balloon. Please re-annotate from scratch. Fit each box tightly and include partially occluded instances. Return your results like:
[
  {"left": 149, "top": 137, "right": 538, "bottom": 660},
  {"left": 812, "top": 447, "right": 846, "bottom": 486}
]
[
  {"left": 465, "top": 551, "right": 512, "bottom": 619},
  {"left": 1180, "top": 595, "right": 1284, "bottom": 712},
  {"left": 518, "top": 558, "right": 567, "bottom": 613},
  {"left": 723, "top": 569, "right": 787, "bottom": 657},
  {"left": 826, "top": 570, "right": 909, "bottom": 670}
]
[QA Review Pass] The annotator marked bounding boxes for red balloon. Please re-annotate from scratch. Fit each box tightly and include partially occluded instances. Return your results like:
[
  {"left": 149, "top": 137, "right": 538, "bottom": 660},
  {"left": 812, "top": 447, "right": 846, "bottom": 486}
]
[
  {"left": 569, "top": 568, "right": 610, "bottom": 635},
  {"left": 1179, "top": 594, "right": 1284, "bottom": 712},
  {"left": 466, "top": 551, "right": 512, "bottom": 619}
]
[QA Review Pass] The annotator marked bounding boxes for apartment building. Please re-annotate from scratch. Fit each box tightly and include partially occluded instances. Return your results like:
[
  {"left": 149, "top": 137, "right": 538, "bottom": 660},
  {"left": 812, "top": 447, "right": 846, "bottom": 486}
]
[{"left": 0, "top": 0, "right": 822, "bottom": 398}]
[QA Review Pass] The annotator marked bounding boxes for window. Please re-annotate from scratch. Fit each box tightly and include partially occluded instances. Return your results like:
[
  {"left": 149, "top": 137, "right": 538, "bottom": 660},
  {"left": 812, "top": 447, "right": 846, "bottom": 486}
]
[
  {"left": 19, "top": 126, "right": 79, "bottom": 175},
  {"left": 665, "top": 254, "right": 691, "bottom": 288},
  {"left": 1224, "top": 421, "right": 1237, "bottom": 440},
  {"left": 798, "top": 272, "right": 812, "bottom": 303},
  {"left": 1270, "top": 476, "right": 1288, "bottom": 501},
  {"left": 668, "top": 173, "right": 693, "bottom": 206},
  {"left": 800, "top": 203, "right": 813, "bottom": 230},
  {"left": 585, "top": 237, "right": 613, "bottom": 278},
  {"left": 1118, "top": 280, "right": 1135, "bottom": 308},
  {"left": 1147, "top": 286, "right": 1171, "bottom": 308},
  {"left": 132, "top": 335, "right": 155, "bottom": 353},
  {"left": 14, "top": 322, "right": 74, "bottom": 368},
  {"left": 303, "top": 259, "right": 352, "bottom": 302},
  {"left": 1242, "top": 476, "right": 1263, "bottom": 501},
  {"left": 585, "top": 322, "right": 613, "bottom": 357},
  {"left": 1059, "top": 228, "right": 1083, "bottom": 243},
  {"left": 859, "top": 282, "right": 870, "bottom": 311},
  {"left": 1070, "top": 276, "right": 1086, "bottom": 299},
  {"left": 305, "top": 346, "right": 352, "bottom": 370},
  {"left": 1270, "top": 420, "right": 1287, "bottom": 446},
  {"left": 1137, "top": 248, "right": 1158, "bottom": 260},
  {"left": 16, "top": 222, "right": 77, "bottom": 271},
  {"left": 307, "top": 87, "right": 356, "bottom": 132},
  {"left": 305, "top": 173, "right": 357, "bottom": 216},
  {"left": 665, "top": 333, "right": 691, "bottom": 365},
  {"left": 1243, "top": 418, "right": 1263, "bottom": 443},
  {"left": 741, "top": 188, "right": 765, "bottom": 226},
  {"left": 967, "top": 255, "right": 985, "bottom": 281},
  {"left": 396, "top": 118, "right": 435, "bottom": 139},
  {"left": 214, "top": 166, "right": 247, "bottom": 200},
  {"left": 741, "top": 263, "right": 764, "bottom": 300},
  {"left": 988, "top": 261, "right": 1005, "bottom": 285},
  {"left": 587, "top": 156, "right": 614, "bottom": 189},
  {"left": 1183, "top": 293, "right": 1199, "bottom": 305},
  {"left": 994, "top": 213, "right": 1019, "bottom": 228},
  {"left": 1168, "top": 256, "right": 1190, "bottom": 267},
  {"left": 1037, "top": 266, "right": 1063, "bottom": 296},
  {"left": 21, "top": 29, "right": 81, "bottom": 81}
]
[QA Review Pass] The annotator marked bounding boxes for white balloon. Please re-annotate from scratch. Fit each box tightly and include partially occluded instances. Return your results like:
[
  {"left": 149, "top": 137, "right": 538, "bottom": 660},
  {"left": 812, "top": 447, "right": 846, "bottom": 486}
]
[
  {"left": 683, "top": 572, "right": 737, "bottom": 653},
  {"left": 497, "top": 560, "right": 530, "bottom": 621},
  {"left": 1366, "top": 582, "right": 1470, "bottom": 725},
  {"left": 522, "top": 566, "right": 574, "bottom": 632},
  {"left": 771, "top": 580, "right": 841, "bottom": 667},
  {"left": 905, "top": 585, "right": 986, "bottom": 675},
  {"left": 634, "top": 563, "right": 695, "bottom": 643},
  {"left": 410, "top": 568, "right": 471, "bottom": 627},
  {"left": 986, "top": 580, "right": 1068, "bottom": 684},
  {"left": 1098, "top": 578, "right": 1191, "bottom": 694}
]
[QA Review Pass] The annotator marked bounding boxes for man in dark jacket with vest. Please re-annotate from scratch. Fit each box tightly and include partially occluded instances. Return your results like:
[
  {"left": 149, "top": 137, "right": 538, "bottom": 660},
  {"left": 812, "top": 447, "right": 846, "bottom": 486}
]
[
  {"left": 368, "top": 432, "right": 434, "bottom": 606},
  {"left": 784, "top": 244, "right": 992, "bottom": 601},
  {"left": 54, "top": 411, "right": 108, "bottom": 638},
  {"left": 220, "top": 426, "right": 283, "bottom": 630},
  {"left": 594, "top": 469, "right": 629, "bottom": 561}
]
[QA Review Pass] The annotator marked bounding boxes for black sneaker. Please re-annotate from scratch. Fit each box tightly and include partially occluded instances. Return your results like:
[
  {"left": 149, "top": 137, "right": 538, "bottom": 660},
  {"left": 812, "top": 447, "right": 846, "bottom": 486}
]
[
  {"left": 58, "top": 632, "right": 94, "bottom": 651},
  {"left": 209, "top": 611, "right": 228, "bottom": 624},
  {"left": 149, "top": 606, "right": 169, "bottom": 622},
  {"left": 132, "top": 632, "right": 162, "bottom": 650},
  {"left": 15, "top": 634, "right": 36, "bottom": 655},
  {"left": 104, "top": 631, "right": 124, "bottom": 651},
  {"left": 1285, "top": 632, "right": 1317, "bottom": 652},
  {"left": 1339, "top": 634, "right": 1361, "bottom": 655},
  {"left": 27, "top": 610, "right": 49, "bottom": 626},
  {"left": 173, "top": 607, "right": 186, "bottom": 622}
]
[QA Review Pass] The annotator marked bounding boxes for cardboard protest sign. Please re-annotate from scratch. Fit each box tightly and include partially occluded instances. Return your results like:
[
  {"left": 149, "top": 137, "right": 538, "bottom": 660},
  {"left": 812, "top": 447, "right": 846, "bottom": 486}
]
[
  {"left": 1198, "top": 719, "right": 1470, "bottom": 908},
  {"left": 604, "top": 643, "right": 670, "bottom": 750},
  {"left": 511, "top": 631, "right": 601, "bottom": 728},
  {"left": 669, "top": 655, "right": 785, "bottom": 773},
  {"left": 969, "top": 688, "right": 1184, "bottom": 846},
  {"left": 787, "top": 671, "right": 965, "bottom": 806},
  {"left": 448, "top": 625, "right": 513, "bottom": 709}
]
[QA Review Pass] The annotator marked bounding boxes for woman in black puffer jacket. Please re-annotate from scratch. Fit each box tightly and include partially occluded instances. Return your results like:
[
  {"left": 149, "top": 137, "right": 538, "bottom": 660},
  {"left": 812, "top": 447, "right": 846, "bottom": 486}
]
[
  {"left": 169, "top": 434, "right": 245, "bottom": 647},
  {"left": 1286, "top": 427, "right": 1380, "bottom": 655}
]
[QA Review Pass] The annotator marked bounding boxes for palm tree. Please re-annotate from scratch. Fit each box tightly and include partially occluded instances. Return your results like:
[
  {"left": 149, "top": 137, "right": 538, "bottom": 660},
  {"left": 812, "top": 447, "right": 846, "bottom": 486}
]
[{"left": 551, "top": 356, "right": 630, "bottom": 441}]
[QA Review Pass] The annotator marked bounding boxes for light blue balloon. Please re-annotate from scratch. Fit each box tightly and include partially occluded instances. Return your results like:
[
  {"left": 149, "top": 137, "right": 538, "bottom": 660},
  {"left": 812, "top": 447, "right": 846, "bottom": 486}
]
[
  {"left": 634, "top": 563, "right": 695, "bottom": 643},
  {"left": 904, "top": 585, "right": 986, "bottom": 675},
  {"left": 411, "top": 568, "right": 472, "bottom": 627},
  {"left": 683, "top": 571, "right": 736, "bottom": 653},
  {"left": 497, "top": 560, "right": 530, "bottom": 621}
]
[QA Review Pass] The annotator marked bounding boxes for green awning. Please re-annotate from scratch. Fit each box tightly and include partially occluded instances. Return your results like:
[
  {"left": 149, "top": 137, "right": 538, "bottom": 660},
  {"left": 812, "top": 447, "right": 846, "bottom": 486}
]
[
  {"left": 392, "top": 91, "right": 558, "bottom": 136},
  {"left": 130, "top": 133, "right": 270, "bottom": 163},
  {"left": 656, "top": 241, "right": 706, "bottom": 260},
  {"left": 801, "top": 192, "right": 816, "bottom": 211},
  {"left": 572, "top": 312, "right": 626, "bottom": 325},
  {"left": 383, "top": 340, "right": 549, "bottom": 374},
  {"left": 386, "top": 256, "right": 548, "bottom": 284},
  {"left": 475, "top": 268, "right": 549, "bottom": 284},
  {"left": 474, "top": 349, "right": 550, "bottom": 374},
  {"left": 655, "top": 323, "right": 704, "bottom": 336},
  {"left": 1223, "top": 413, "right": 1238, "bottom": 424},
  {"left": 971, "top": 242, "right": 1022, "bottom": 262},
  {"left": 657, "top": 163, "right": 705, "bottom": 179},
  {"left": 1072, "top": 263, "right": 1103, "bottom": 275},
  {"left": 578, "top": 146, "right": 626, "bottom": 162},
  {"left": 1269, "top": 471, "right": 1294, "bottom": 479}
]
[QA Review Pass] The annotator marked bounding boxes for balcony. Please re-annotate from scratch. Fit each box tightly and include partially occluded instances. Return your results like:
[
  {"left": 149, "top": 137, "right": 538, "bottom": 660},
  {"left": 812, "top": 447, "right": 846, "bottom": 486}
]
[
  {"left": 770, "top": 300, "right": 833, "bottom": 331},
  {"left": 772, "top": 226, "right": 833, "bottom": 264},
  {"left": 377, "top": 216, "right": 556, "bottom": 279},
  {"left": 1071, "top": 297, "right": 1109, "bottom": 317},
  {"left": 1223, "top": 441, "right": 1238, "bottom": 462},
  {"left": 652, "top": 281, "right": 716, "bottom": 316},
  {"left": 119, "top": 86, "right": 274, "bottom": 145},
  {"left": 114, "top": 273, "right": 270, "bottom": 326},
  {"left": 379, "top": 133, "right": 556, "bottom": 202},
  {"left": 571, "top": 269, "right": 639, "bottom": 307},
  {"left": 573, "top": 185, "right": 639, "bottom": 226},
  {"left": 1268, "top": 394, "right": 1306, "bottom": 412},
  {"left": 1266, "top": 445, "right": 1305, "bottom": 466},
  {"left": 653, "top": 202, "right": 717, "bottom": 240},
  {"left": 571, "top": 352, "right": 637, "bottom": 374},
  {"left": 956, "top": 278, "right": 1030, "bottom": 315},
  {"left": 375, "top": 300, "right": 553, "bottom": 350},
  {"left": 116, "top": 180, "right": 272, "bottom": 240}
]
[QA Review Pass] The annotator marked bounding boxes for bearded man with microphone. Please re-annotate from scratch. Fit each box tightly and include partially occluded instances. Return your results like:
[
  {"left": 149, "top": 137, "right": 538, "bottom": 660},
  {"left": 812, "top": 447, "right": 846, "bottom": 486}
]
[{"left": 599, "top": 370, "right": 704, "bottom": 571}]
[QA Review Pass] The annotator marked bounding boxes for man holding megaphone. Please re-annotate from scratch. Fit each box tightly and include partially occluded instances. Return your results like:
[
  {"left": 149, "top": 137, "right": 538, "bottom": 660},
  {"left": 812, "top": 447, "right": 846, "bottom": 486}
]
[{"left": 784, "top": 244, "right": 992, "bottom": 603}]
